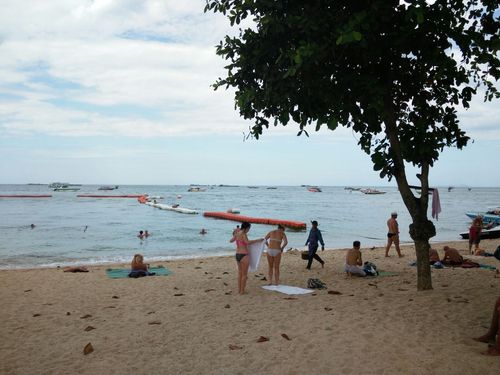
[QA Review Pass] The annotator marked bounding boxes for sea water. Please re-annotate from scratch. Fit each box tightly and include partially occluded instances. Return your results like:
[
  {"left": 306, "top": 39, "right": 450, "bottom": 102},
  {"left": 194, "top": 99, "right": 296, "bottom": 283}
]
[{"left": 1, "top": 184, "right": 499, "bottom": 269}]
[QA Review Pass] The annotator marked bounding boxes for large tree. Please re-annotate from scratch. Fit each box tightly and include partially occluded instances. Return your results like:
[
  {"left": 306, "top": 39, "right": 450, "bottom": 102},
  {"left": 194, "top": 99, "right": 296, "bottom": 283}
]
[{"left": 205, "top": 0, "right": 499, "bottom": 290}]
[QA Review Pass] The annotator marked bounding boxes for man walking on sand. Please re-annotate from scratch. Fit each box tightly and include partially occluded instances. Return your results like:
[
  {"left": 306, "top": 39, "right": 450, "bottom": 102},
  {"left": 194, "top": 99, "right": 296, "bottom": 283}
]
[
  {"left": 385, "top": 212, "right": 403, "bottom": 257},
  {"left": 305, "top": 220, "right": 325, "bottom": 269}
]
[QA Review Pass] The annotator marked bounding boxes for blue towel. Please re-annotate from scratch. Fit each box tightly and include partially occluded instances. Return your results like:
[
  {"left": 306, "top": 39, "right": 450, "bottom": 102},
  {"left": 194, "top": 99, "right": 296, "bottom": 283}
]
[{"left": 106, "top": 266, "right": 172, "bottom": 279}]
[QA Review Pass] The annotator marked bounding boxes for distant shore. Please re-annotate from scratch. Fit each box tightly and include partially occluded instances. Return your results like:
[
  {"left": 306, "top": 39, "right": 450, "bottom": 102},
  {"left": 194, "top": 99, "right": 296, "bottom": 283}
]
[{"left": 1, "top": 239, "right": 499, "bottom": 374}]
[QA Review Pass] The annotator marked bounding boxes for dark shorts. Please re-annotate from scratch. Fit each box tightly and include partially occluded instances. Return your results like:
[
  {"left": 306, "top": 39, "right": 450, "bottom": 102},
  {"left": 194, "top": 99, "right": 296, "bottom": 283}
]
[
  {"left": 235, "top": 253, "right": 247, "bottom": 262},
  {"left": 469, "top": 237, "right": 480, "bottom": 245},
  {"left": 387, "top": 233, "right": 397, "bottom": 239}
]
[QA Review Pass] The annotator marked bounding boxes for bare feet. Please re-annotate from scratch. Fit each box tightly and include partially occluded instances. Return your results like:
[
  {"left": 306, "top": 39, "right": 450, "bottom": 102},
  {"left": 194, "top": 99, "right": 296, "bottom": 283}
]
[
  {"left": 398, "top": 254, "right": 404, "bottom": 258},
  {"left": 473, "top": 334, "right": 494, "bottom": 344},
  {"left": 321, "top": 262, "right": 325, "bottom": 268}
]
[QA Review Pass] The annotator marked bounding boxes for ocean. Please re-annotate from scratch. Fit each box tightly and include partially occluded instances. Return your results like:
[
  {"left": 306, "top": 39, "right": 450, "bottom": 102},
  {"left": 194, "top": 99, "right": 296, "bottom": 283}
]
[{"left": 1, "top": 184, "right": 498, "bottom": 269}]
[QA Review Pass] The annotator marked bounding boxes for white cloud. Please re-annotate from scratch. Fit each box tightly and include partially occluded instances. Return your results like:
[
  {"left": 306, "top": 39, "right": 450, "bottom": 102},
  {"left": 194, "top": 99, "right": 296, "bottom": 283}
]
[{"left": 0, "top": 0, "right": 497, "bottom": 143}]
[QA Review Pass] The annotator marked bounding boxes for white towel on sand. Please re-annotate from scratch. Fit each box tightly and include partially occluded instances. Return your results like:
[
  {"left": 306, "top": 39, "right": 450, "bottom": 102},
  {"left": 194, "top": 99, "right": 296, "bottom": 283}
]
[{"left": 262, "top": 285, "right": 314, "bottom": 295}]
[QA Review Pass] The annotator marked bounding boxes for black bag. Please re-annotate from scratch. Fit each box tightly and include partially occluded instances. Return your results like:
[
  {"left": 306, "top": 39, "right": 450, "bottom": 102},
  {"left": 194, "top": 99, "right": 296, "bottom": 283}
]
[
  {"left": 363, "top": 261, "right": 379, "bottom": 276},
  {"left": 494, "top": 246, "right": 500, "bottom": 261},
  {"left": 307, "top": 278, "right": 327, "bottom": 289}
]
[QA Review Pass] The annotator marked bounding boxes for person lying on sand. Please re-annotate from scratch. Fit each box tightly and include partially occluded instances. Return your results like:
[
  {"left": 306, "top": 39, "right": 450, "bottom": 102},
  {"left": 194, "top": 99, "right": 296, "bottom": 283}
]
[
  {"left": 473, "top": 297, "right": 500, "bottom": 356},
  {"left": 63, "top": 266, "right": 89, "bottom": 273},
  {"left": 345, "top": 241, "right": 366, "bottom": 277},
  {"left": 441, "top": 246, "right": 463, "bottom": 266}
]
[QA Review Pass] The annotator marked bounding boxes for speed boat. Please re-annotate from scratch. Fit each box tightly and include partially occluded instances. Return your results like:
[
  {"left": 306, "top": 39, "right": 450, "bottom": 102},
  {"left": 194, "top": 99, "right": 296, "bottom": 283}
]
[{"left": 465, "top": 207, "right": 500, "bottom": 225}]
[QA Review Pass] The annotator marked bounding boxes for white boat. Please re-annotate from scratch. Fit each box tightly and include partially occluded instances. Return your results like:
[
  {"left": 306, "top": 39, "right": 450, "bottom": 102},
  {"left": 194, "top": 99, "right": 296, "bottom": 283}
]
[
  {"left": 49, "top": 182, "right": 70, "bottom": 188},
  {"left": 465, "top": 207, "right": 500, "bottom": 225},
  {"left": 145, "top": 201, "right": 198, "bottom": 214},
  {"left": 361, "top": 188, "right": 386, "bottom": 195},
  {"left": 187, "top": 187, "right": 205, "bottom": 192},
  {"left": 98, "top": 185, "right": 119, "bottom": 191},
  {"left": 460, "top": 224, "right": 500, "bottom": 240},
  {"left": 53, "top": 187, "right": 80, "bottom": 192}
]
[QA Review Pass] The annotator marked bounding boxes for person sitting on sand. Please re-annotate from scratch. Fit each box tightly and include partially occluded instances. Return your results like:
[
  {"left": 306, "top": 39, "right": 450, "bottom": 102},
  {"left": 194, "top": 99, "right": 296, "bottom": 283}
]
[
  {"left": 429, "top": 248, "right": 440, "bottom": 264},
  {"left": 63, "top": 266, "right": 89, "bottom": 273},
  {"left": 441, "top": 246, "right": 463, "bottom": 265},
  {"left": 345, "top": 241, "right": 366, "bottom": 277},
  {"left": 129, "top": 254, "right": 155, "bottom": 277},
  {"left": 473, "top": 297, "right": 500, "bottom": 356},
  {"left": 131, "top": 254, "right": 149, "bottom": 271},
  {"left": 264, "top": 224, "right": 288, "bottom": 285}
]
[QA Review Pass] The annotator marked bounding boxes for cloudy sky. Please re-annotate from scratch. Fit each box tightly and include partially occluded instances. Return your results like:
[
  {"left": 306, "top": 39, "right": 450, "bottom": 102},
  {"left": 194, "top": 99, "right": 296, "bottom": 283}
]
[{"left": 0, "top": 0, "right": 499, "bottom": 187}]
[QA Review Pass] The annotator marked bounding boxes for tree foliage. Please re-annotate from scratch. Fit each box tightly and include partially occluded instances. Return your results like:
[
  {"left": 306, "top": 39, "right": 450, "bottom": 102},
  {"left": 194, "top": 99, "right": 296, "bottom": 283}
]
[
  {"left": 205, "top": 0, "right": 499, "bottom": 290},
  {"left": 206, "top": 0, "right": 498, "bottom": 179}
]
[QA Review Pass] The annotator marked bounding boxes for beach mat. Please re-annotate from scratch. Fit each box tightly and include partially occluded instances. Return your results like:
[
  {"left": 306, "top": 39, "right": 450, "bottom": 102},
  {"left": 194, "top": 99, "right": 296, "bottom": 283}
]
[
  {"left": 262, "top": 285, "right": 314, "bottom": 295},
  {"left": 376, "top": 271, "right": 399, "bottom": 277},
  {"left": 106, "top": 266, "right": 172, "bottom": 279}
]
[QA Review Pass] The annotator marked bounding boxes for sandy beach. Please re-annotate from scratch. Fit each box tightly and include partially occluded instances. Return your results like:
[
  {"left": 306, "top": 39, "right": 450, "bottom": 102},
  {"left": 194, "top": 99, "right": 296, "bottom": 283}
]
[{"left": 1, "top": 239, "right": 499, "bottom": 375}]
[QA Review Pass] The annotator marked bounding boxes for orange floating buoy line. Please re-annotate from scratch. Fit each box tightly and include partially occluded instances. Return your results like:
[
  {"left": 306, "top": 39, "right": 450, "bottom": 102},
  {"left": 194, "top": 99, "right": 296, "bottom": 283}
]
[
  {"left": 137, "top": 195, "right": 147, "bottom": 204},
  {"left": 203, "top": 212, "right": 307, "bottom": 230},
  {"left": 77, "top": 195, "right": 144, "bottom": 198},
  {"left": 0, "top": 195, "right": 53, "bottom": 198}
]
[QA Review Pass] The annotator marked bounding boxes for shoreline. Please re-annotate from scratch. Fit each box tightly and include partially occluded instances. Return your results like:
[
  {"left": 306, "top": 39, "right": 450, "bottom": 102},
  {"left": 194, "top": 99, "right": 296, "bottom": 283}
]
[
  {"left": 1, "top": 239, "right": 499, "bottom": 374},
  {"left": 0, "top": 238, "right": 482, "bottom": 271}
]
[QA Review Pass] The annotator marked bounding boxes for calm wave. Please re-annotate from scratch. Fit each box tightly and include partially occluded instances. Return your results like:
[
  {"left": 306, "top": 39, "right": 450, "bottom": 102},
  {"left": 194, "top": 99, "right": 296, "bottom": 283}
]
[{"left": 1, "top": 184, "right": 498, "bottom": 269}]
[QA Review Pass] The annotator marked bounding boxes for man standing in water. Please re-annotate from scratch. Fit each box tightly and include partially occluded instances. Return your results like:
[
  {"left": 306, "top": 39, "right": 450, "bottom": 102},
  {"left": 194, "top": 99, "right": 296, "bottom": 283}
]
[
  {"left": 305, "top": 220, "right": 325, "bottom": 269},
  {"left": 385, "top": 212, "right": 403, "bottom": 257}
]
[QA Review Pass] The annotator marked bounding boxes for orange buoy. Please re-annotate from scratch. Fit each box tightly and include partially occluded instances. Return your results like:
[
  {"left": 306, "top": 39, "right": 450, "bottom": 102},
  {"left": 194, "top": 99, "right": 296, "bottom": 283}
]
[{"left": 203, "top": 212, "right": 306, "bottom": 230}]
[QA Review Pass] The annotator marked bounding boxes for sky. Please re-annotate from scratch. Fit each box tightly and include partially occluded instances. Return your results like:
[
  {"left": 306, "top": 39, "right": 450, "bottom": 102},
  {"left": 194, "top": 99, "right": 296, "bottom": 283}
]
[{"left": 0, "top": 1, "right": 499, "bottom": 187}]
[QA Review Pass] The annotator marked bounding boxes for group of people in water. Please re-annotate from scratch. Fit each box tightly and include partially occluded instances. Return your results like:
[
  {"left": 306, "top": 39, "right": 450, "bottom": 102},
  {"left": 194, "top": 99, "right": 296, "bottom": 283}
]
[{"left": 137, "top": 230, "right": 151, "bottom": 239}]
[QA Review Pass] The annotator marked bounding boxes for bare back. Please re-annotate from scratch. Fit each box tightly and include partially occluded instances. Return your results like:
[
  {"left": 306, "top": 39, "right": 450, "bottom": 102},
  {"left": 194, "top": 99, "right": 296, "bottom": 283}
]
[
  {"left": 387, "top": 218, "right": 398, "bottom": 234},
  {"left": 346, "top": 248, "right": 362, "bottom": 266}
]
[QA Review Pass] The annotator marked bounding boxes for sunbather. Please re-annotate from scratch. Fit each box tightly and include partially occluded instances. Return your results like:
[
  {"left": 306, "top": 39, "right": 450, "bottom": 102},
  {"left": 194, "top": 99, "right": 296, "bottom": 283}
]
[
  {"left": 129, "top": 254, "right": 155, "bottom": 277},
  {"left": 345, "top": 241, "right": 366, "bottom": 277},
  {"left": 63, "top": 266, "right": 89, "bottom": 272},
  {"left": 441, "top": 246, "right": 463, "bottom": 266}
]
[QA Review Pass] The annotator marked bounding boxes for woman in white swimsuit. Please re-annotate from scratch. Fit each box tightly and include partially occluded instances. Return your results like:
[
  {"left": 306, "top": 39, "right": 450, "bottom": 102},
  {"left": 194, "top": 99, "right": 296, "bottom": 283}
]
[{"left": 264, "top": 224, "right": 288, "bottom": 285}]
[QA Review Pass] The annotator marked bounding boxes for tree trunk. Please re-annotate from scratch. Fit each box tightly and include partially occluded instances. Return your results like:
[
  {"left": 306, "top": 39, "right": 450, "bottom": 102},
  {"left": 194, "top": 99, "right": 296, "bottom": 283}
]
[
  {"left": 410, "top": 221, "right": 436, "bottom": 290},
  {"left": 383, "top": 96, "right": 435, "bottom": 290}
]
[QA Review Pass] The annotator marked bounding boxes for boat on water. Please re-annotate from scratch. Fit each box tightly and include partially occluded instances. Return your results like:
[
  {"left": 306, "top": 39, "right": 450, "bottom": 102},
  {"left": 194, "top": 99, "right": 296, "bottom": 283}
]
[
  {"left": 145, "top": 201, "right": 198, "bottom": 214},
  {"left": 344, "top": 187, "right": 361, "bottom": 191},
  {"left": 187, "top": 187, "right": 206, "bottom": 192},
  {"left": 460, "top": 224, "right": 500, "bottom": 240},
  {"left": 49, "top": 182, "right": 70, "bottom": 188},
  {"left": 98, "top": 185, "right": 119, "bottom": 191},
  {"left": 465, "top": 207, "right": 500, "bottom": 225},
  {"left": 307, "top": 186, "right": 322, "bottom": 192},
  {"left": 361, "top": 188, "right": 386, "bottom": 195},
  {"left": 53, "top": 187, "right": 80, "bottom": 192}
]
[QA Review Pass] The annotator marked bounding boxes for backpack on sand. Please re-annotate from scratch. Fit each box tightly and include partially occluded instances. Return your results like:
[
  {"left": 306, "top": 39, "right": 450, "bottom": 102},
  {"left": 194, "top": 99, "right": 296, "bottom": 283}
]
[
  {"left": 307, "top": 278, "right": 327, "bottom": 289},
  {"left": 363, "top": 261, "right": 379, "bottom": 276}
]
